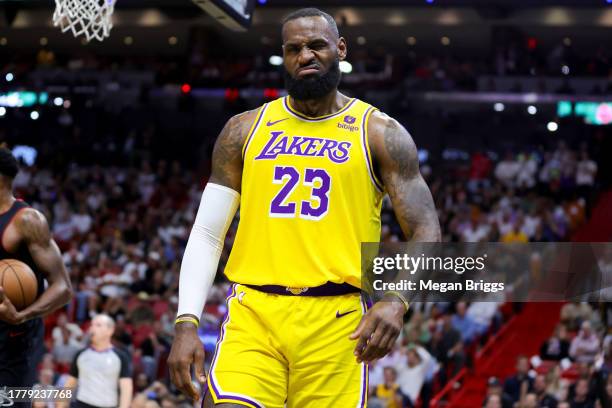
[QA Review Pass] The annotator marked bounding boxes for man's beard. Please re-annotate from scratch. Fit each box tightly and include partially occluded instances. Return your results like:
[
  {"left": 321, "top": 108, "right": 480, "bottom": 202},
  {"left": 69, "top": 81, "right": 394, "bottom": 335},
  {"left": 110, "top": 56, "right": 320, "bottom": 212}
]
[{"left": 284, "top": 58, "right": 341, "bottom": 101}]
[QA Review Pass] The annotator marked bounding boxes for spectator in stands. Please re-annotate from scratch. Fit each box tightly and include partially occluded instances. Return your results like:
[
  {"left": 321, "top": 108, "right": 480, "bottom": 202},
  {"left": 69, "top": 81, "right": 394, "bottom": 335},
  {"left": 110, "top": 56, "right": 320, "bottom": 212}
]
[
  {"left": 516, "top": 153, "right": 538, "bottom": 190},
  {"left": 504, "top": 355, "right": 534, "bottom": 403},
  {"left": 461, "top": 216, "right": 490, "bottom": 242},
  {"left": 468, "top": 151, "right": 492, "bottom": 192},
  {"left": 397, "top": 345, "right": 433, "bottom": 407},
  {"left": 495, "top": 152, "right": 520, "bottom": 188},
  {"left": 371, "top": 367, "right": 402, "bottom": 408},
  {"left": 451, "top": 301, "right": 479, "bottom": 343},
  {"left": 51, "top": 313, "right": 85, "bottom": 365},
  {"left": 575, "top": 151, "right": 597, "bottom": 200},
  {"left": 132, "top": 381, "right": 182, "bottom": 408},
  {"left": 483, "top": 376, "right": 513, "bottom": 408},
  {"left": 545, "top": 365, "right": 568, "bottom": 402},
  {"left": 520, "top": 392, "right": 539, "bottom": 408},
  {"left": 570, "top": 321, "right": 600, "bottom": 364},
  {"left": 561, "top": 303, "right": 594, "bottom": 331},
  {"left": 540, "top": 324, "right": 571, "bottom": 361},
  {"left": 568, "top": 378, "right": 595, "bottom": 408},
  {"left": 483, "top": 394, "right": 503, "bottom": 408},
  {"left": 533, "top": 373, "right": 558, "bottom": 408},
  {"left": 501, "top": 220, "right": 529, "bottom": 243},
  {"left": 432, "top": 314, "right": 465, "bottom": 384},
  {"left": 467, "top": 301, "right": 500, "bottom": 337}
]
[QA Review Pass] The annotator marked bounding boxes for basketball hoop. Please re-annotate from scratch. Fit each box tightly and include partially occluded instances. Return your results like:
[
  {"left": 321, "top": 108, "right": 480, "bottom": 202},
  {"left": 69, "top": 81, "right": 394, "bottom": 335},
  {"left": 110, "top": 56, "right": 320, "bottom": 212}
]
[{"left": 53, "top": 0, "right": 117, "bottom": 42}]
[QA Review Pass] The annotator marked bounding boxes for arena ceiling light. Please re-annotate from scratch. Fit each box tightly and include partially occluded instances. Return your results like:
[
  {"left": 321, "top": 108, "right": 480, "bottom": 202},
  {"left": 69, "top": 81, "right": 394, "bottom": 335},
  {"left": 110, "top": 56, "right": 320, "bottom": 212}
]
[
  {"left": 493, "top": 103, "right": 504, "bottom": 112},
  {"left": 547, "top": 121, "right": 558, "bottom": 132},
  {"left": 30, "top": 111, "right": 39, "bottom": 120},
  {"left": 528, "top": 105, "right": 537, "bottom": 115},
  {"left": 53, "top": 97, "right": 64, "bottom": 106},
  {"left": 339, "top": 61, "right": 353, "bottom": 74},
  {"left": 268, "top": 55, "right": 283, "bottom": 66},
  {"left": 5, "top": 73, "right": 14, "bottom": 82},
  {"left": 0, "top": 107, "right": 6, "bottom": 117}
]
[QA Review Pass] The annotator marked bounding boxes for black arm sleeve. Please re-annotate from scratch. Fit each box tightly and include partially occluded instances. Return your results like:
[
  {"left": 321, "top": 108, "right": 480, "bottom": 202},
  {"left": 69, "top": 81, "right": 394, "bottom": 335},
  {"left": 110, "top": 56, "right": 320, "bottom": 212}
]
[
  {"left": 114, "top": 348, "right": 133, "bottom": 379},
  {"left": 69, "top": 348, "right": 85, "bottom": 377}
]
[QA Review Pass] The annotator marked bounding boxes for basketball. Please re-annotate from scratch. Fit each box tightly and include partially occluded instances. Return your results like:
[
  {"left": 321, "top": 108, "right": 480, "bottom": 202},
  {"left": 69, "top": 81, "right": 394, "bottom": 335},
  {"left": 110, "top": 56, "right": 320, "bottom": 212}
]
[{"left": 0, "top": 259, "right": 38, "bottom": 310}]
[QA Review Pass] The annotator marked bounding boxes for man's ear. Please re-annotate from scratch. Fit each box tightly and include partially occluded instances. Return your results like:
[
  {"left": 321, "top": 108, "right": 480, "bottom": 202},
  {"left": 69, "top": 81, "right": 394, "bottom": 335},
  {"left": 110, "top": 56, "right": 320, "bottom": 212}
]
[{"left": 337, "top": 37, "right": 347, "bottom": 61}]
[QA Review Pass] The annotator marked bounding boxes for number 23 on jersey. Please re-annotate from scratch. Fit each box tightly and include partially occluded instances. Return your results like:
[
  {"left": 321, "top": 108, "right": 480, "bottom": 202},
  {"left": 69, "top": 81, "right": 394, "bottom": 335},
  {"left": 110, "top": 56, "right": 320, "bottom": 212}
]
[{"left": 270, "top": 166, "right": 331, "bottom": 220}]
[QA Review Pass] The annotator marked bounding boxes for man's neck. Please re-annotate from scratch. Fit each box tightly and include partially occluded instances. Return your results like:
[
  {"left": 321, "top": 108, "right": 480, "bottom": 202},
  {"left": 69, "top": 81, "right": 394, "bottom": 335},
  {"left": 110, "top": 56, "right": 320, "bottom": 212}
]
[
  {"left": 91, "top": 341, "right": 112, "bottom": 351},
  {"left": 0, "top": 189, "right": 15, "bottom": 212},
  {"left": 288, "top": 90, "right": 348, "bottom": 118}
]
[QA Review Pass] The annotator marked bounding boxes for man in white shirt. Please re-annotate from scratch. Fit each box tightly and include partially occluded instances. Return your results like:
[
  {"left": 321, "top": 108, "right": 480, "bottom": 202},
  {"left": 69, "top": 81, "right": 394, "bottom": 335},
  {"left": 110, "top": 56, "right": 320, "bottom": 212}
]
[
  {"left": 494, "top": 152, "right": 520, "bottom": 188},
  {"left": 576, "top": 152, "right": 597, "bottom": 186},
  {"left": 569, "top": 321, "right": 600, "bottom": 364},
  {"left": 461, "top": 217, "right": 490, "bottom": 242},
  {"left": 397, "top": 345, "right": 433, "bottom": 405}
]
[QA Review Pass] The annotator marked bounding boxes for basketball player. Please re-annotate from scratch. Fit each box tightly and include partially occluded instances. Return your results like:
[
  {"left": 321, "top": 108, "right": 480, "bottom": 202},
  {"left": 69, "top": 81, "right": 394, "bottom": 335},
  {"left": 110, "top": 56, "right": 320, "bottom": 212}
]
[
  {"left": 168, "top": 8, "right": 440, "bottom": 408},
  {"left": 0, "top": 148, "right": 73, "bottom": 396}
]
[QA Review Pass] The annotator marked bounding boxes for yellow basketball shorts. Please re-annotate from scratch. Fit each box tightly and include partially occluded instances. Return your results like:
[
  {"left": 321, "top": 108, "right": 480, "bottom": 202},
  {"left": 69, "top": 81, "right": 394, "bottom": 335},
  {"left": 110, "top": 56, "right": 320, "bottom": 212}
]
[{"left": 206, "top": 283, "right": 369, "bottom": 408}]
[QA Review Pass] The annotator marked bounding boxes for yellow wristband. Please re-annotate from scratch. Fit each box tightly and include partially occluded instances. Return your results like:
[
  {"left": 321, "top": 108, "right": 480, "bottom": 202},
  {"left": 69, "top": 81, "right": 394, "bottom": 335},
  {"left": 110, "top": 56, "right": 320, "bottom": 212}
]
[
  {"left": 384, "top": 291, "right": 410, "bottom": 313},
  {"left": 175, "top": 316, "right": 199, "bottom": 327}
]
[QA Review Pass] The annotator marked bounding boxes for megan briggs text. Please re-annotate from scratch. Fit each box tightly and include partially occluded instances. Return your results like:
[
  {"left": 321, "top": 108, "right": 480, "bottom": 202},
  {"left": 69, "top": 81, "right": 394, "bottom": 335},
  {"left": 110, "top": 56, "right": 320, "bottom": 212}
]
[{"left": 373, "top": 279, "right": 505, "bottom": 293}]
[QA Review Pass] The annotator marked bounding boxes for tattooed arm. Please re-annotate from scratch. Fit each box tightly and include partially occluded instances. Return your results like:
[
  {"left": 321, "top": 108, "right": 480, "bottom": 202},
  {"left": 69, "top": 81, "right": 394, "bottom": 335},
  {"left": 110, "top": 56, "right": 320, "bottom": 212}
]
[
  {"left": 369, "top": 111, "right": 440, "bottom": 242},
  {"left": 350, "top": 111, "right": 440, "bottom": 363}
]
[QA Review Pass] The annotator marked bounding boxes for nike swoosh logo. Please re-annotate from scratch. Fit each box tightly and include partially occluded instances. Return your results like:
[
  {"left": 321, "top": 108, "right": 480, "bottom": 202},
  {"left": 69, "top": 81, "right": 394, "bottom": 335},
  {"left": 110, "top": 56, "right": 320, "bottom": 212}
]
[
  {"left": 336, "top": 310, "right": 357, "bottom": 318},
  {"left": 266, "top": 118, "right": 289, "bottom": 126}
]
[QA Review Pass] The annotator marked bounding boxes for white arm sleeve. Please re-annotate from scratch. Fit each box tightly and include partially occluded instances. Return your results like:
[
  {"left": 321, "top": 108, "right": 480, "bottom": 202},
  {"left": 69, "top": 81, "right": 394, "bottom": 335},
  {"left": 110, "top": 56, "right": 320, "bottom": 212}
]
[{"left": 177, "top": 183, "right": 240, "bottom": 319}]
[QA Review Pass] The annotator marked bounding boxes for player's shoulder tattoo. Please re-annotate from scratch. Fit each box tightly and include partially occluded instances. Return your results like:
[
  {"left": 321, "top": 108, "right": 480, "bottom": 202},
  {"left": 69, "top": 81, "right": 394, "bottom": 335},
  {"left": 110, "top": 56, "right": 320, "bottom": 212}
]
[
  {"left": 15, "top": 208, "right": 51, "bottom": 245},
  {"left": 368, "top": 110, "right": 418, "bottom": 180},
  {"left": 214, "top": 107, "right": 261, "bottom": 159},
  {"left": 210, "top": 106, "right": 262, "bottom": 189}
]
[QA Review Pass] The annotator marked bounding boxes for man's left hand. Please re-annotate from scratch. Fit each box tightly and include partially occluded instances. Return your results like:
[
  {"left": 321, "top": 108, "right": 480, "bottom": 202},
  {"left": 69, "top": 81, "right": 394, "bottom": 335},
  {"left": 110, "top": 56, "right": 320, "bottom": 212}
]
[
  {"left": 349, "top": 297, "right": 405, "bottom": 362},
  {"left": 0, "top": 286, "right": 25, "bottom": 325}
]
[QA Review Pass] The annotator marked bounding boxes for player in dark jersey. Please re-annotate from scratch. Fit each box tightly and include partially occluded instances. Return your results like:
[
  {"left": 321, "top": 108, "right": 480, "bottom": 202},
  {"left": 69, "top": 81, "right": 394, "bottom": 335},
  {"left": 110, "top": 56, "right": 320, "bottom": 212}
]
[{"left": 0, "top": 148, "right": 73, "bottom": 401}]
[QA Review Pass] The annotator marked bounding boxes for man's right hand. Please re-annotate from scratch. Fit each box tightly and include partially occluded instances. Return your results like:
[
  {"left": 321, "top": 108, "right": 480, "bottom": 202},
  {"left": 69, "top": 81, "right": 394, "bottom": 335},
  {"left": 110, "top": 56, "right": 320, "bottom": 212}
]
[{"left": 167, "top": 322, "right": 206, "bottom": 402}]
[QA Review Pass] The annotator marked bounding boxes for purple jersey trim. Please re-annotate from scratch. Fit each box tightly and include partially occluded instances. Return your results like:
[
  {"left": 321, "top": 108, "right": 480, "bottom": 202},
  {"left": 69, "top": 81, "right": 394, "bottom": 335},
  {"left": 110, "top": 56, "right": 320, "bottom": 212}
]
[
  {"left": 358, "top": 295, "right": 369, "bottom": 407},
  {"left": 242, "top": 104, "right": 268, "bottom": 160},
  {"left": 361, "top": 106, "right": 384, "bottom": 192}
]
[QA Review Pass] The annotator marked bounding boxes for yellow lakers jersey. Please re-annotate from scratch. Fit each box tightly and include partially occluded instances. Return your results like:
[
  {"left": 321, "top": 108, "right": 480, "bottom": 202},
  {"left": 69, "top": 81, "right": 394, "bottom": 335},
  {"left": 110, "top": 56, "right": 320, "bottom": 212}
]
[{"left": 224, "top": 96, "right": 384, "bottom": 288}]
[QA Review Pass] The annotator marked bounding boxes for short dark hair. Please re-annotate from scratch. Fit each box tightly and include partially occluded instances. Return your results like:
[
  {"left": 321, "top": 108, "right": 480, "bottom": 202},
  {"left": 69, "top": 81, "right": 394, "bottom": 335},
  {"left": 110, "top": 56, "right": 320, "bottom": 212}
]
[
  {"left": 0, "top": 147, "right": 19, "bottom": 179},
  {"left": 282, "top": 8, "right": 339, "bottom": 38}
]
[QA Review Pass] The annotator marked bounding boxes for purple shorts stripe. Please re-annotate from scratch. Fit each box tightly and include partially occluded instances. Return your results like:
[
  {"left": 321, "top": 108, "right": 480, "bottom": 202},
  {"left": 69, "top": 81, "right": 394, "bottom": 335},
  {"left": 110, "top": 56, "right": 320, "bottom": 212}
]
[
  {"left": 283, "top": 96, "right": 356, "bottom": 121},
  {"left": 357, "top": 295, "right": 369, "bottom": 408},
  {"left": 207, "top": 284, "right": 264, "bottom": 408},
  {"left": 361, "top": 363, "right": 368, "bottom": 408},
  {"left": 360, "top": 106, "right": 384, "bottom": 192}
]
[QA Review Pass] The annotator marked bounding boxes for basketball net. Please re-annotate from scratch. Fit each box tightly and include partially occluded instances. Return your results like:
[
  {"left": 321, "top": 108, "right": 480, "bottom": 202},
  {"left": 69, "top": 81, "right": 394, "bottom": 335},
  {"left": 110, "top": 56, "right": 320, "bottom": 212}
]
[{"left": 53, "top": 0, "right": 116, "bottom": 42}]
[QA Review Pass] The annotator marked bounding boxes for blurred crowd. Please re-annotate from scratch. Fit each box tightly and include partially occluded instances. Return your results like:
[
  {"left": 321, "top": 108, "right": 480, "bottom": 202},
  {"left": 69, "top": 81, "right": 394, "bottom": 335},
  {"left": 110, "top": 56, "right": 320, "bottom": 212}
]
[
  {"left": 2, "top": 32, "right": 610, "bottom": 94},
  {"left": 380, "top": 140, "right": 597, "bottom": 246},
  {"left": 7, "top": 127, "right": 600, "bottom": 407},
  {"left": 481, "top": 303, "right": 612, "bottom": 408}
]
